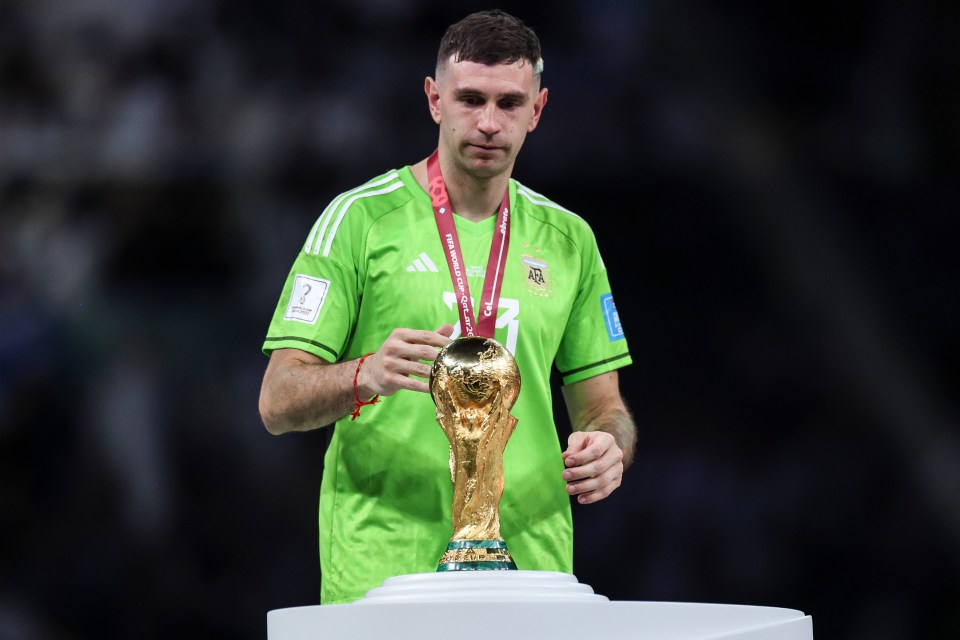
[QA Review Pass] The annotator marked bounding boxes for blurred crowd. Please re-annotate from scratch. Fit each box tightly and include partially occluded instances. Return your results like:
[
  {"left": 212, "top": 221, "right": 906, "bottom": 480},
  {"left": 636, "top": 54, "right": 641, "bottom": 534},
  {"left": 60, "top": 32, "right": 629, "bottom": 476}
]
[{"left": 1, "top": 1, "right": 957, "bottom": 638}]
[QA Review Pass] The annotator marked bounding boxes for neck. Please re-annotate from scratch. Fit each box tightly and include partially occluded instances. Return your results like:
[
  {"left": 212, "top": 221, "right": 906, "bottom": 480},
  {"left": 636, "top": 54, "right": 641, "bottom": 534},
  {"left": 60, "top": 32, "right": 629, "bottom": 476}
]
[
  {"left": 412, "top": 151, "right": 511, "bottom": 222},
  {"left": 439, "top": 153, "right": 511, "bottom": 222}
]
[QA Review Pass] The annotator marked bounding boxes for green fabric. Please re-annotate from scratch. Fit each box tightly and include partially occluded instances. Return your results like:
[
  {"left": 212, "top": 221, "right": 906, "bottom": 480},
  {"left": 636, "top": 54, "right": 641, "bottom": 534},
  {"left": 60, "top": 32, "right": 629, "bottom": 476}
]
[{"left": 263, "top": 166, "right": 631, "bottom": 604}]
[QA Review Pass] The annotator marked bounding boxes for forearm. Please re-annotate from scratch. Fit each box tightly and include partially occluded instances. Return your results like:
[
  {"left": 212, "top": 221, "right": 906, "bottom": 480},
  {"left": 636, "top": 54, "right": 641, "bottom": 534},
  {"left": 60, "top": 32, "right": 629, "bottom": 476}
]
[
  {"left": 259, "top": 327, "right": 454, "bottom": 435},
  {"left": 576, "top": 405, "right": 636, "bottom": 469},
  {"left": 259, "top": 353, "right": 366, "bottom": 434},
  {"left": 562, "top": 371, "right": 636, "bottom": 469}
]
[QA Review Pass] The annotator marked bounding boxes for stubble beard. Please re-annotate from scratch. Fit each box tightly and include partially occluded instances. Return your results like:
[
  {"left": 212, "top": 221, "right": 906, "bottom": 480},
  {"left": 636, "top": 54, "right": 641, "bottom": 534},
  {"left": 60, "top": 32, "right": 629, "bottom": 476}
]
[{"left": 457, "top": 141, "right": 515, "bottom": 181}]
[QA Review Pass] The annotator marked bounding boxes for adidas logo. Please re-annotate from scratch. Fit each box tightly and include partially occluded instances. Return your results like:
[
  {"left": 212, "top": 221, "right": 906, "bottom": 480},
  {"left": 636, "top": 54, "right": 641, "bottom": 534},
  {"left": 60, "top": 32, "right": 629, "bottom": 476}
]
[{"left": 406, "top": 252, "right": 439, "bottom": 272}]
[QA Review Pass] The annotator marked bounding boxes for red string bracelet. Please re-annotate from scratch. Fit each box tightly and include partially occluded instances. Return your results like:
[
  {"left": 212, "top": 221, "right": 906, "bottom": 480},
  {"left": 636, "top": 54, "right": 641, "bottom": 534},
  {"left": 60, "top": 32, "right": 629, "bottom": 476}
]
[{"left": 350, "top": 352, "right": 379, "bottom": 421}]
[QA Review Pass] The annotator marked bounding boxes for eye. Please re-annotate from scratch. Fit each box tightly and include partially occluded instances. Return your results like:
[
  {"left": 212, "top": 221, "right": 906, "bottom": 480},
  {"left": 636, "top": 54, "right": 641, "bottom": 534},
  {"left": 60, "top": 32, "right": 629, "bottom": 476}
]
[{"left": 460, "top": 95, "right": 484, "bottom": 107}]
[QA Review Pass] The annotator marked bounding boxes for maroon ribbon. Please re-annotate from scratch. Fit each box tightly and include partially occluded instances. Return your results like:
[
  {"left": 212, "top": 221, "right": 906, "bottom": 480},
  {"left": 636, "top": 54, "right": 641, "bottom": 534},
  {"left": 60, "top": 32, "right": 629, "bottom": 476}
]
[{"left": 427, "top": 149, "right": 511, "bottom": 338}]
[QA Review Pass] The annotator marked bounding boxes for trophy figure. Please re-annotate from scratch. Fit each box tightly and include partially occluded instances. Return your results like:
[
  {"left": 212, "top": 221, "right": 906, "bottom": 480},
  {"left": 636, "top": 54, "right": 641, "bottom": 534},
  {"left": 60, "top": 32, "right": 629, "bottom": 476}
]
[{"left": 430, "top": 336, "right": 521, "bottom": 571}]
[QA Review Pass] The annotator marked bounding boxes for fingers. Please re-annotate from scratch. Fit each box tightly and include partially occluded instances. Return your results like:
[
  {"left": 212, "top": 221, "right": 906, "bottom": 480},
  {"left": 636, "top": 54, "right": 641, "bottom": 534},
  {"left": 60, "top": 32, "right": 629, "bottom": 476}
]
[
  {"left": 564, "top": 460, "right": 623, "bottom": 504},
  {"left": 562, "top": 430, "right": 612, "bottom": 467},
  {"left": 381, "top": 328, "right": 452, "bottom": 362},
  {"left": 562, "top": 431, "right": 624, "bottom": 504},
  {"left": 360, "top": 327, "right": 454, "bottom": 397},
  {"left": 378, "top": 349, "right": 434, "bottom": 379},
  {"left": 372, "top": 367, "right": 431, "bottom": 394}
]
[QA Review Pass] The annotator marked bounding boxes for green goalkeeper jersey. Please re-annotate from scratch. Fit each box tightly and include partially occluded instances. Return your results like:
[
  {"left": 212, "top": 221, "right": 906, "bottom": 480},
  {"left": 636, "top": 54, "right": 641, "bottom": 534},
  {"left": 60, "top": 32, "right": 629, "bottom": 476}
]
[{"left": 263, "top": 166, "right": 631, "bottom": 604}]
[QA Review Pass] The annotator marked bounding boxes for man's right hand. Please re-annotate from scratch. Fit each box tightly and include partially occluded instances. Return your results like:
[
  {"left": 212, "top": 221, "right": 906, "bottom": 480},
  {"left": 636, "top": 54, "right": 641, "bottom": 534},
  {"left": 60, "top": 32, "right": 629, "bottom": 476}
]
[{"left": 356, "top": 324, "right": 455, "bottom": 397}]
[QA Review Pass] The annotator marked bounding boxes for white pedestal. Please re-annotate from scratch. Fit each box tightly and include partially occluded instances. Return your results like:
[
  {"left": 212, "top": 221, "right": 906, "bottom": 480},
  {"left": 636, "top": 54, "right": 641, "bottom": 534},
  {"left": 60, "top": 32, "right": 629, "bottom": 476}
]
[{"left": 268, "top": 571, "right": 813, "bottom": 640}]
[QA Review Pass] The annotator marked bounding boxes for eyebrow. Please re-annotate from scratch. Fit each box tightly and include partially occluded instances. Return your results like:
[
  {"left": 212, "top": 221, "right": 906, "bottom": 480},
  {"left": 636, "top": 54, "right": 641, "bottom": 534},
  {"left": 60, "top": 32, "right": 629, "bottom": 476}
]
[{"left": 453, "top": 88, "right": 529, "bottom": 103}]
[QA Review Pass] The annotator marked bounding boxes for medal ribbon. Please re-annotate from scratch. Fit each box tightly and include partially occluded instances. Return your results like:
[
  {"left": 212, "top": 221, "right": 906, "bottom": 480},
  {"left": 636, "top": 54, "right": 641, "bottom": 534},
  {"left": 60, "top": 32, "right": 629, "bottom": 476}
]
[{"left": 427, "top": 149, "right": 511, "bottom": 338}]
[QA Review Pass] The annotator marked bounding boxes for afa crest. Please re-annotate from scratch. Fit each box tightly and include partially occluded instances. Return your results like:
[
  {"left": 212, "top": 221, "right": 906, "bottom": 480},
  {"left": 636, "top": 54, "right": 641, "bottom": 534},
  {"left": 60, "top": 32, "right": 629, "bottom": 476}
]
[{"left": 521, "top": 255, "right": 551, "bottom": 297}]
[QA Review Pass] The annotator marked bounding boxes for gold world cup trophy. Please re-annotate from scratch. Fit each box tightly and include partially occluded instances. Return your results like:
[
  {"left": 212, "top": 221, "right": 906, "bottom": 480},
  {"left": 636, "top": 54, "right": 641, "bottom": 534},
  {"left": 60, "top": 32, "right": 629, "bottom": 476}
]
[{"left": 430, "top": 336, "right": 521, "bottom": 571}]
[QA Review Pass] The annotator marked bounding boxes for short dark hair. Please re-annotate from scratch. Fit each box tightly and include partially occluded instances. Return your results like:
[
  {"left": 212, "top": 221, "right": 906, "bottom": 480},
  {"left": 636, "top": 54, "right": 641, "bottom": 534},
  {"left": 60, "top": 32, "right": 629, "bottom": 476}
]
[{"left": 437, "top": 10, "right": 543, "bottom": 77}]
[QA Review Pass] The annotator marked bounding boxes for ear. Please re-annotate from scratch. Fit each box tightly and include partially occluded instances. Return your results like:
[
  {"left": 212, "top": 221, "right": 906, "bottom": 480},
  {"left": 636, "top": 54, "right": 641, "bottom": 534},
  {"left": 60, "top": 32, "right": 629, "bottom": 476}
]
[
  {"left": 527, "top": 87, "right": 549, "bottom": 133},
  {"left": 425, "top": 76, "right": 442, "bottom": 124}
]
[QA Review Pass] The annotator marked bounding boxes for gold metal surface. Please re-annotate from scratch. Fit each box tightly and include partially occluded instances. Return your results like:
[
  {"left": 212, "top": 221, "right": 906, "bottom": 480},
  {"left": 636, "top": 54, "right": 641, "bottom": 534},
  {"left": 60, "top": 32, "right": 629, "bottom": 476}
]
[
  {"left": 437, "top": 548, "right": 515, "bottom": 564},
  {"left": 430, "top": 337, "right": 521, "bottom": 543}
]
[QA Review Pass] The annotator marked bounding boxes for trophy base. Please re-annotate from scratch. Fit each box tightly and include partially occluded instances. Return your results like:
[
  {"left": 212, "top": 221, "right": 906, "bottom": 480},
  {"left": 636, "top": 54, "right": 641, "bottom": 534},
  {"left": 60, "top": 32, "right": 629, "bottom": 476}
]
[{"left": 436, "top": 539, "right": 517, "bottom": 571}]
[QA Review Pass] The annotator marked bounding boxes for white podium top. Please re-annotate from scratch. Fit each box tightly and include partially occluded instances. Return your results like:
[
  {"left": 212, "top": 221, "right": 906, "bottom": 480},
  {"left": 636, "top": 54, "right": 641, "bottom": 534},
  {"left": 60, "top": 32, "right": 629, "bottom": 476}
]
[
  {"left": 268, "top": 572, "right": 813, "bottom": 640},
  {"left": 358, "top": 570, "right": 608, "bottom": 603}
]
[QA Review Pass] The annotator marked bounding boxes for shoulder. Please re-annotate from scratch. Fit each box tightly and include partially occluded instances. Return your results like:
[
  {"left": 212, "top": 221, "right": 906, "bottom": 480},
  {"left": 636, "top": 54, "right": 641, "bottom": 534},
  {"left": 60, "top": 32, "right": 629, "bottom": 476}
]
[
  {"left": 512, "top": 180, "right": 595, "bottom": 240},
  {"left": 303, "top": 168, "right": 417, "bottom": 257},
  {"left": 329, "top": 169, "right": 413, "bottom": 218}
]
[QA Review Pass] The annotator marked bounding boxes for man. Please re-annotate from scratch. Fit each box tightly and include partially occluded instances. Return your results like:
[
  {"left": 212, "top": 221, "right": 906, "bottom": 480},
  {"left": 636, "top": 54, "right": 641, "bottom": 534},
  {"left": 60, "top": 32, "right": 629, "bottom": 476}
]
[{"left": 259, "top": 9, "right": 635, "bottom": 604}]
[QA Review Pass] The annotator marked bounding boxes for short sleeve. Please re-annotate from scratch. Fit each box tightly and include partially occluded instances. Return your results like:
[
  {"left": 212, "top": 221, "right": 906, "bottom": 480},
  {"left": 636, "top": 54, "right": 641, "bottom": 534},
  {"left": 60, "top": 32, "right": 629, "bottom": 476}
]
[
  {"left": 262, "top": 197, "right": 368, "bottom": 362},
  {"left": 554, "top": 227, "right": 631, "bottom": 385}
]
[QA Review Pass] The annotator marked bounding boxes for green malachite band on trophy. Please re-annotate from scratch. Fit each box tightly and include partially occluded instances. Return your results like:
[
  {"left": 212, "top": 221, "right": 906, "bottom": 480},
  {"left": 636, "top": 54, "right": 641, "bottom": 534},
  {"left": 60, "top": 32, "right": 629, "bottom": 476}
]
[
  {"left": 446, "top": 540, "right": 509, "bottom": 550},
  {"left": 437, "top": 561, "right": 517, "bottom": 571}
]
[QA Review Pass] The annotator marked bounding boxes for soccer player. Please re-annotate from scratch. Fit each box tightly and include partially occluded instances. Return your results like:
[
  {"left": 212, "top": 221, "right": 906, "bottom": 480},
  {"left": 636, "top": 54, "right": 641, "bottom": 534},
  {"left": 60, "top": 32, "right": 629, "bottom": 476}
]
[{"left": 259, "top": 9, "right": 636, "bottom": 604}]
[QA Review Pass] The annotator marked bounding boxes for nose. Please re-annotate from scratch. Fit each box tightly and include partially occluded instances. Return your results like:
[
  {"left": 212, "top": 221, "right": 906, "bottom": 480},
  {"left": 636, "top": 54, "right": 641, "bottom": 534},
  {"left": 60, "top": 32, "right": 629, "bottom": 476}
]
[{"left": 477, "top": 104, "right": 501, "bottom": 135}]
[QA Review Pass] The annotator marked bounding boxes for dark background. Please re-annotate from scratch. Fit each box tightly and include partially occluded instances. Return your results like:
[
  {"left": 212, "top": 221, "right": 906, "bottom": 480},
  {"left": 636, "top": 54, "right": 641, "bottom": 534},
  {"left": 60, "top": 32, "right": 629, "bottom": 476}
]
[{"left": 2, "top": 1, "right": 958, "bottom": 638}]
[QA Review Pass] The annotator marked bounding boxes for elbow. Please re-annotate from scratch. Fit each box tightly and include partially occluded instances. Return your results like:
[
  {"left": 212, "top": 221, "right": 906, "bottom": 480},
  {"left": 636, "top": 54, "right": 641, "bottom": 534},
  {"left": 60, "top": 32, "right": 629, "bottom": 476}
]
[{"left": 258, "top": 389, "right": 287, "bottom": 436}]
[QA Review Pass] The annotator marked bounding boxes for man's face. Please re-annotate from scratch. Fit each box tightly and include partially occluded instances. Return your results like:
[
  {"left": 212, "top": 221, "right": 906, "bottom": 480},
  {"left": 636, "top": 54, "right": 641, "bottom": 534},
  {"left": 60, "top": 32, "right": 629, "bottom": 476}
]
[{"left": 426, "top": 56, "right": 548, "bottom": 180}]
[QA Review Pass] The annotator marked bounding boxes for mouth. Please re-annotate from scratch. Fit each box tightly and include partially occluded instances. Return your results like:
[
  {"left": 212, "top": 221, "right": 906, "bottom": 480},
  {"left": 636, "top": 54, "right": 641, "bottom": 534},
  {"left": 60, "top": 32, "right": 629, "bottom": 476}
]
[{"left": 466, "top": 143, "right": 504, "bottom": 154}]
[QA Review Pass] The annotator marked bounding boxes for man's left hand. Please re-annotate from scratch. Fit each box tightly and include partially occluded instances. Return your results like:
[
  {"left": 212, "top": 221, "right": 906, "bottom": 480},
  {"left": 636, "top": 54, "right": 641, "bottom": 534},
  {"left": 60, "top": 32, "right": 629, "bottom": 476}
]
[{"left": 561, "top": 431, "right": 624, "bottom": 504}]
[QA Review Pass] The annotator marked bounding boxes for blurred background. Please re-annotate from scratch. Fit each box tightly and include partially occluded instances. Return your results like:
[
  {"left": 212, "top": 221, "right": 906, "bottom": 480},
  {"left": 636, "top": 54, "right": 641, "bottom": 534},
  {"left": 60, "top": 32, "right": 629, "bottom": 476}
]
[{"left": 1, "top": 0, "right": 958, "bottom": 638}]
